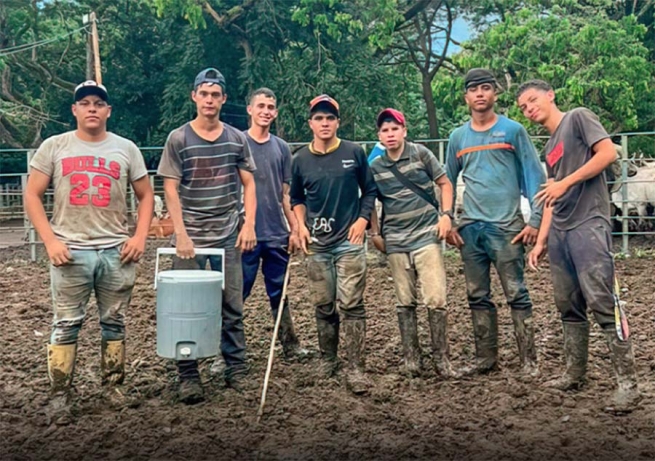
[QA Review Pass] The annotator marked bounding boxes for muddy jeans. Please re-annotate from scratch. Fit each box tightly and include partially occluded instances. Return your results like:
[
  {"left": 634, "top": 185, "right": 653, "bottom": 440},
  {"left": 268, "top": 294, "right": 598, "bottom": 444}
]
[
  {"left": 306, "top": 240, "right": 367, "bottom": 323},
  {"left": 242, "top": 238, "right": 289, "bottom": 318},
  {"left": 173, "top": 236, "right": 247, "bottom": 379},
  {"left": 387, "top": 243, "right": 447, "bottom": 308},
  {"left": 459, "top": 222, "right": 532, "bottom": 312},
  {"left": 49, "top": 246, "right": 135, "bottom": 345},
  {"left": 548, "top": 217, "right": 615, "bottom": 328}
]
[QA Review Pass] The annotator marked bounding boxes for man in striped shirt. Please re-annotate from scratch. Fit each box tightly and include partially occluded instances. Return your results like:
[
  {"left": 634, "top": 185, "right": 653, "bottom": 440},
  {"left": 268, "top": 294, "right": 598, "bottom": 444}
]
[
  {"left": 158, "top": 68, "right": 257, "bottom": 403},
  {"left": 368, "top": 108, "right": 457, "bottom": 378}
]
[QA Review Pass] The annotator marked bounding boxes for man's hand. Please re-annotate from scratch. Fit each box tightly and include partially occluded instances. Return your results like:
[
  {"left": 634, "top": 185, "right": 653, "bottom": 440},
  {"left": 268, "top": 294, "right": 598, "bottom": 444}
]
[
  {"left": 527, "top": 243, "right": 547, "bottom": 271},
  {"left": 176, "top": 233, "right": 195, "bottom": 259},
  {"left": 435, "top": 214, "right": 452, "bottom": 240},
  {"left": 287, "top": 231, "right": 301, "bottom": 255},
  {"left": 535, "top": 179, "right": 570, "bottom": 208},
  {"left": 446, "top": 228, "right": 464, "bottom": 249},
  {"left": 511, "top": 225, "right": 539, "bottom": 246},
  {"left": 236, "top": 223, "right": 257, "bottom": 252},
  {"left": 121, "top": 235, "right": 147, "bottom": 263},
  {"left": 370, "top": 235, "right": 386, "bottom": 253},
  {"left": 298, "top": 225, "right": 312, "bottom": 254},
  {"left": 348, "top": 217, "right": 368, "bottom": 245},
  {"left": 45, "top": 239, "right": 72, "bottom": 266}
]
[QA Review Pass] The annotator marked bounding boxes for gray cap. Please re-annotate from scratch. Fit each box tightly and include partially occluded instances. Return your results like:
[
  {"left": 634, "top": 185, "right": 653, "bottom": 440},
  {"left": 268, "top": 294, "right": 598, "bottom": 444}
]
[
  {"left": 194, "top": 68, "right": 226, "bottom": 91},
  {"left": 464, "top": 68, "right": 497, "bottom": 90}
]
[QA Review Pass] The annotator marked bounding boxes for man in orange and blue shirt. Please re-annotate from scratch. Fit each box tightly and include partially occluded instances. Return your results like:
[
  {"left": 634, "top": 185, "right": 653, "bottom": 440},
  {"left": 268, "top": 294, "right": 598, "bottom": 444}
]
[{"left": 445, "top": 68, "right": 546, "bottom": 377}]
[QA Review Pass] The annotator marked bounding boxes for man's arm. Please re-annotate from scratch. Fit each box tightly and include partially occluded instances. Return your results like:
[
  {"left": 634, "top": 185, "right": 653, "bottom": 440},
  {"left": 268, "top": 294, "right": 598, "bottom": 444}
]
[
  {"left": 24, "top": 169, "right": 71, "bottom": 266},
  {"left": 120, "top": 175, "right": 154, "bottom": 263},
  {"left": 282, "top": 183, "right": 300, "bottom": 252},
  {"left": 349, "top": 150, "right": 377, "bottom": 245},
  {"left": 434, "top": 174, "right": 453, "bottom": 240},
  {"left": 163, "top": 178, "right": 194, "bottom": 258},
  {"left": 511, "top": 127, "right": 544, "bottom": 245},
  {"left": 237, "top": 169, "right": 257, "bottom": 252},
  {"left": 527, "top": 200, "right": 554, "bottom": 271},
  {"left": 293, "top": 204, "right": 311, "bottom": 254}
]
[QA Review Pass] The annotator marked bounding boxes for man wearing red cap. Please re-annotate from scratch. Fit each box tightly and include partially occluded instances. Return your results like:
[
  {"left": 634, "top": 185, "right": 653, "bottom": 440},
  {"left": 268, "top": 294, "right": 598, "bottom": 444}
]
[
  {"left": 368, "top": 108, "right": 457, "bottom": 378},
  {"left": 290, "top": 94, "right": 377, "bottom": 394}
]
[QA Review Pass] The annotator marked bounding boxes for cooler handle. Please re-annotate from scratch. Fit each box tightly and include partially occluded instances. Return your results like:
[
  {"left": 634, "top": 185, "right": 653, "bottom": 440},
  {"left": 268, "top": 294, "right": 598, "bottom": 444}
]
[{"left": 154, "top": 247, "right": 225, "bottom": 289}]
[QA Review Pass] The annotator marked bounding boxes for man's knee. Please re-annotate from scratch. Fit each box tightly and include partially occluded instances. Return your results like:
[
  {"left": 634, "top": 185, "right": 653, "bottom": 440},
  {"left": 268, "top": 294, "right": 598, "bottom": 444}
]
[
  {"left": 340, "top": 304, "right": 366, "bottom": 321},
  {"left": 315, "top": 303, "right": 339, "bottom": 323},
  {"left": 51, "top": 317, "right": 84, "bottom": 345}
]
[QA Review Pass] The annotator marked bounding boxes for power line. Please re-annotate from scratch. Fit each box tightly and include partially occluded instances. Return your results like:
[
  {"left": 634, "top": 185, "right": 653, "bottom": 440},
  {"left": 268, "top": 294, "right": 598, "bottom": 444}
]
[{"left": 0, "top": 25, "right": 89, "bottom": 58}]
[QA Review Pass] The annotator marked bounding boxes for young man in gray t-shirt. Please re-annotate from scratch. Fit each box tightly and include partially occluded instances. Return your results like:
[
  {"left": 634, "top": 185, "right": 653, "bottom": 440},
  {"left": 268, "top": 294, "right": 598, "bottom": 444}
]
[
  {"left": 24, "top": 81, "right": 154, "bottom": 423},
  {"left": 517, "top": 79, "right": 640, "bottom": 412}
]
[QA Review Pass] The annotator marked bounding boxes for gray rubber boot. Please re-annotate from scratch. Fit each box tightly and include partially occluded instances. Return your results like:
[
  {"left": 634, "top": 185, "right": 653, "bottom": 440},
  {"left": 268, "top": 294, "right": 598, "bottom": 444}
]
[
  {"left": 277, "top": 302, "right": 311, "bottom": 360},
  {"left": 316, "top": 318, "right": 339, "bottom": 378},
  {"left": 396, "top": 306, "right": 421, "bottom": 377},
  {"left": 101, "top": 339, "right": 126, "bottom": 386},
  {"left": 47, "top": 343, "right": 77, "bottom": 425},
  {"left": 460, "top": 309, "right": 498, "bottom": 376},
  {"left": 427, "top": 308, "right": 459, "bottom": 378},
  {"left": 343, "top": 319, "right": 373, "bottom": 395},
  {"left": 546, "top": 322, "right": 589, "bottom": 391},
  {"left": 511, "top": 310, "right": 540, "bottom": 378},
  {"left": 603, "top": 328, "right": 641, "bottom": 413}
]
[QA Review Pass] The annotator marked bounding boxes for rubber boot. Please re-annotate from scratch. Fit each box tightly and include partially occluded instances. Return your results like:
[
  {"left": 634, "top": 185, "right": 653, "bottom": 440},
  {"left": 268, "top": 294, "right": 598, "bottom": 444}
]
[
  {"left": 545, "top": 322, "right": 589, "bottom": 390},
  {"left": 277, "top": 301, "right": 311, "bottom": 361},
  {"left": 316, "top": 318, "right": 339, "bottom": 378},
  {"left": 511, "top": 309, "right": 540, "bottom": 378},
  {"left": 460, "top": 309, "right": 498, "bottom": 376},
  {"left": 428, "top": 308, "right": 460, "bottom": 379},
  {"left": 343, "top": 319, "right": 373, "bottom": 395},
  {"left": 101, "top": 339, "right": 126, "bottom": 385},
  {"left": 396, "top": 307, "right": 421, "bottom": 377},
  {"left": 177, "top": 360, "right": 204, "bottom": 405},
  {"left": 603, "top": 328, "right": 641, "bottom": 413},
  {"left": 47, "top": 343, "right": 77, "bottom": 425}
]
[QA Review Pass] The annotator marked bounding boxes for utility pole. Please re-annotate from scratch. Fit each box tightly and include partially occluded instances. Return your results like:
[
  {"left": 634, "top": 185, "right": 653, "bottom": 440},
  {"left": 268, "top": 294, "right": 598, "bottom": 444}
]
[{"left": 83, "top": 12, "right": 101, "bottom": 83}]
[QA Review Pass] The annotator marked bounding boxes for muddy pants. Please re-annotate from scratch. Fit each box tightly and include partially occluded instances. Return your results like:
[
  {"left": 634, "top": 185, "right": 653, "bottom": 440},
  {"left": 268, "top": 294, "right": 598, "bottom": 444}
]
[
  {"left": 306, "top": 240, "right": 367, "bottom": 324},
  {"left": 49, "top": 246, "right": 135, "bottom": 345},
  {"left": 548, "top": 218, "right": 615, "bottom": 328},
  {"left": 242, "top": 238, "right": 289, "bottom": 318},
  {"left": 459, "top": 222, "right": 532, "bottom": 312},
  {"left": 387, "top": 243, "right": 447, "bottom": 308},
  {"left": 174, "top": 236, "right": 247, "bottom": 380}
]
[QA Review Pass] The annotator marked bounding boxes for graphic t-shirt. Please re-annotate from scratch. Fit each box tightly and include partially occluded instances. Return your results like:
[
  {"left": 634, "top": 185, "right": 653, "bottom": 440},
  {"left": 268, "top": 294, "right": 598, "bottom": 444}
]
[{"left": 30, "top": 131, "right": 148, "bottom": 249}]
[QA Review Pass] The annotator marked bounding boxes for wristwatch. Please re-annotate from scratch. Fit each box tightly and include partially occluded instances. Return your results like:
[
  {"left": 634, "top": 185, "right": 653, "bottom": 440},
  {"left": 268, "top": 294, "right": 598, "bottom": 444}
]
[{"left": 441, "top": 210, "right": 455, "bottom": 220}]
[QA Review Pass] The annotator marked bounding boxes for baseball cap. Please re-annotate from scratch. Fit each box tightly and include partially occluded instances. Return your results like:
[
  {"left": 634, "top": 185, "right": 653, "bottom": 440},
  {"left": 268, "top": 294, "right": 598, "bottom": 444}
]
[
  {"left": 464, "top": 68, "right": 497, "bottom": 90},
  {"left": 194, "top": 68, "right": 226, "bottom": 91},
  {"left": 309, "top": 94, "right": 339, "bottom": 117},
  {"left": 376, "top": 108, "right": 406, "bottom": 128},
  {"left": 74, "top": 80, "right": 108, "bottom": 102}
]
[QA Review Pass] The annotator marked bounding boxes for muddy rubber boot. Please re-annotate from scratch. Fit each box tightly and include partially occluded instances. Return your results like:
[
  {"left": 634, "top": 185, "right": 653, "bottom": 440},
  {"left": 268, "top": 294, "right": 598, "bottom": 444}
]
[
  {"left": 101, "top": 339, "right": 126, "bottom": 385},
  {"left": 511, "top": 310, "right": 540, "bottom": 378},
  {"left": 277, "top": 303, "right": 311, "bottom": 361},
  {"left": 47, "top": 343, "right": 77, "bottom": 425},
  {"left": 397, "top": 307, "right": 421, "bottom": 377},
  {"left": 177, "top": 360, "right": 204, "bottom": 405},
  {"left": 316, "top": 318, "right": 339, "bottom": 378},
  {"left": 545, "top": 322, "right": 589, "bottom": 391},
  {"left": 603, "top": 329, "right": 641, "bottom": 413},
  {"left": 460, "top": 309, "right": 498, "bottom": 376},
  {"left": 428, "top": 308, "right": 460, "bottom": 379},
  {"left": 208, "top": 355, "right": 227, "bottom": 378},
  {"left": 343, "top": 319, "right": 373, "bottom": 395}
]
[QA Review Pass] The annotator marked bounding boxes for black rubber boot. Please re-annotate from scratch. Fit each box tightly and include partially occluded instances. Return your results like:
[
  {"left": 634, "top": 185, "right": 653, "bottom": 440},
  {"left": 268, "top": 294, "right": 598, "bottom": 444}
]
[
  {"left": 316, "top": 318, "right": 339, "bottom": 378},
  {"left": 511, "top": 310, "right": 539, "bottom": 378},
  {"left": 427, "top": 308, "right": 459, "bottom": 379},
  {"left": 343, "top": 319, "right": 373, "bottom": 395},
  {"left": 276, "top": 300, "right": 311, "bottom": 361},
  {"left": 396, "top": 306, "right": 421, "bottom": 377},
  {"left": 546, "top": 322, "right": 589, "bottom": 391},
  {"left": 460, "top": 309, "right": 498, "bottom": 376},
  {"left": 603, "top": 328, "right": 641, "bottom": 413},
  {"left": 177, "top": 360, "right": 204, "bottom": 404}
]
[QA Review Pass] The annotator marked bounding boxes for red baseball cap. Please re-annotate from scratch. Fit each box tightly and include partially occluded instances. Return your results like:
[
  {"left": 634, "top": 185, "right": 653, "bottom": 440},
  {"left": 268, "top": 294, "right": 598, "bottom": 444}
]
[
  {"left": 309, "top": 94, "right": 340, "bottom": 117},
  {"left": 376, "top": 108, "right": 405, "bottom": 128}
]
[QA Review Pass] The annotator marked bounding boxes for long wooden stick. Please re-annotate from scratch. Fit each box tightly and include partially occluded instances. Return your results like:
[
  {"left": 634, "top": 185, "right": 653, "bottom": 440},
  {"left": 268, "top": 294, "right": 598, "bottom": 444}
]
[
  {"left": 256, "top": 257, "right": 293, "bottom": 424},
  {"left": 90, "top": 12, "right": 102, "bottom": 84}
]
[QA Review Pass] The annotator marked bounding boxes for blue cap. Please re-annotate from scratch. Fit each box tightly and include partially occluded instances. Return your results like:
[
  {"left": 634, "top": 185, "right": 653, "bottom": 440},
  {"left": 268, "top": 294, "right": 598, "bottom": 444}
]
[{"left": 194, "top": 68, "right": 226, "bottom": 91}]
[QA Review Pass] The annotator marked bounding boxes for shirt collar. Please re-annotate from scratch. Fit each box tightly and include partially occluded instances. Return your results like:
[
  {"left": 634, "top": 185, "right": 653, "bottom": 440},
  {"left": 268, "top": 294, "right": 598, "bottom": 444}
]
[{"left": 309, "top": 138, "right": 341, "bottom": 154}]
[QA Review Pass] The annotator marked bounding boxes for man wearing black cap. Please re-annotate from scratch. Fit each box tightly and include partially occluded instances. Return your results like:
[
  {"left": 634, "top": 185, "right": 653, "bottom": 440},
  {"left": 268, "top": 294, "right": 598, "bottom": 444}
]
[
  {"left": 290, "top": 95, "right": 377, "bottom": 394},
  {"left": 445, "top": 68, "right": 546, "bottom": 377},
  {"left": 368, "top": 108, "right": 457, "bottom": 378},
  {"left": 158, "top": 68, "right": 257, "bottom": 402},
  {"left": 25, "top": 80, "right": 154, "bottom": 422}
]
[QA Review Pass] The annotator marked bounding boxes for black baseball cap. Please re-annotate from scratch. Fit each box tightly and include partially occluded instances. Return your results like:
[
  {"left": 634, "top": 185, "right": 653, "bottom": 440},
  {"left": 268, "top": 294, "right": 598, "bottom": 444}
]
[
  {"left": 309, "top": 94, "right": 340, "bottom": 118},
  {"left": 194, "top": 68, "right": 226, "bottom": 91},
  {"left": 74, "top": 80, "right": 108, "bottom": 102},
  {"left": 464, "top": 68, "right": 497, "bottom": 90}
]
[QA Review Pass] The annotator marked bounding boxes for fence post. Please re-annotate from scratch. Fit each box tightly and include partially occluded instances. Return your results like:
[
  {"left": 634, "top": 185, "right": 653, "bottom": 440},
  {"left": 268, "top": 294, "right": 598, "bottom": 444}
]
[{"left": 620, "top": 135, "right": 629, "bottom": 256}]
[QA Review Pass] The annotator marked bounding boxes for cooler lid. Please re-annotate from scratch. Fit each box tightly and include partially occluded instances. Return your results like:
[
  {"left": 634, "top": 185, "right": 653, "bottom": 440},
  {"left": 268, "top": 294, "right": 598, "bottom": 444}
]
[{"left": 157, "top": 269, "right": 224, "bottom": 282}]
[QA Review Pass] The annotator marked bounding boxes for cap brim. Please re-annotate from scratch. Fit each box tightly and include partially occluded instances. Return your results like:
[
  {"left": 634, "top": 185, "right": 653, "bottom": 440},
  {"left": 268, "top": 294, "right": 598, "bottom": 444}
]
[
  {"left": 75, "top": 86, "right": 108, "bottom": 102},
  {"left": 310, "top": 101, "right": 339, "bottom": 117}
]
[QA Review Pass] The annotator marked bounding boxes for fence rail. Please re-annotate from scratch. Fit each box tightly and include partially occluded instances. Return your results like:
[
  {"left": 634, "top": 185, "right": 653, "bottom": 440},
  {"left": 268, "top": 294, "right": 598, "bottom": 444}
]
[{"left": 1, "top": 133, "right": 654, "bottom": 260}]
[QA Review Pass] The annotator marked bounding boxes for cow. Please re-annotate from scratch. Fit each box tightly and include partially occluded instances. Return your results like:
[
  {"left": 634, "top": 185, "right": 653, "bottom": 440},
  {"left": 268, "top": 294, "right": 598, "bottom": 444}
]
[{"left": 611, "top": 166, "right": 655, "bottom": 230}]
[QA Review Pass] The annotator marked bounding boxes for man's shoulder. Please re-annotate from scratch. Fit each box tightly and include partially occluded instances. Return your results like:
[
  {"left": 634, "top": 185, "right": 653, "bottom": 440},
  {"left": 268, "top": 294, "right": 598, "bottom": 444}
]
[
  {"left": 449, "top": 122, "right": 471, "bottom": 141},
  {"left": 223, "top": 123, "right": 248, "bottom": 143},
  {"left": 567, "top": 107, "right": 598, "bottom": 123},
  {"left": 339, "top": 139, "right": 364, "bottom": 152},
  {"left": 107, "top": 132, "right": 140, "bottom": 151},
  {"left": 165, "top": 123, "right": 189, "bottom": 147}
]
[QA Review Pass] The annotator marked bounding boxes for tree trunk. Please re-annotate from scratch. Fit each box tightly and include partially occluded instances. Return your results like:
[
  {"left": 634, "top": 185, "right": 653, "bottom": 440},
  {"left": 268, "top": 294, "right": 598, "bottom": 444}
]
[{"left": 422, "top": 72, "right": 439, "bottom": 146}]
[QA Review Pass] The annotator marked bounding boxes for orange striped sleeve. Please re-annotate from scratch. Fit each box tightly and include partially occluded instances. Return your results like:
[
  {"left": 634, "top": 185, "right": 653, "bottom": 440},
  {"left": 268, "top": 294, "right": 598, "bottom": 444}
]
[{"left": 456, "top": 143, "right": 515, "bottom": 158}]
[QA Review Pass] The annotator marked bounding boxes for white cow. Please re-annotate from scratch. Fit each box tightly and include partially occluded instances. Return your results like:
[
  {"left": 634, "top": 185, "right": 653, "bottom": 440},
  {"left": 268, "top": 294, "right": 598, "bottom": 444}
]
[{"left": 611, "top": 166, "right": 655, "bottom": 228}]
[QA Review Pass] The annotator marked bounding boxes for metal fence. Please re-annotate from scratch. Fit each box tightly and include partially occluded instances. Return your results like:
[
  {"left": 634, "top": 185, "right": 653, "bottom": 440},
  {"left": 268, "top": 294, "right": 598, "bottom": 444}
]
[{"left": 1, "top": 133, "right": 654, "bottom": 261}]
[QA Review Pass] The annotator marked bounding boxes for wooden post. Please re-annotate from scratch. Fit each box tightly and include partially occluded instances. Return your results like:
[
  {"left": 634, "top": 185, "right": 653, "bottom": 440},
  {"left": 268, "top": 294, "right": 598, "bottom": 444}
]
[{"left": 90, "top": 12, "right": 102, "bottom": 84}]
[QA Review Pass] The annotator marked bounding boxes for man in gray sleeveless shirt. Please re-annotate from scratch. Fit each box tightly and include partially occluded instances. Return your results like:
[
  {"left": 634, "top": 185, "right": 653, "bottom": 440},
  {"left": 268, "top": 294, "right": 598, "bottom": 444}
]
[{"left": 158, "top": 68, "right": 257, "bottom": 403}]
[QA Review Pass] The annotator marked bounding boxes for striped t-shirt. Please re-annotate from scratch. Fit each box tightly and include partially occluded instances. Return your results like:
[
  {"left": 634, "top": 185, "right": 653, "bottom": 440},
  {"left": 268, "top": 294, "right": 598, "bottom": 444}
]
[
  {"left": 157, "top": 122, "right": 256, "bottom": 247},
  {"left": 370, "top": 142, "right": 445, "bottom": 254}
]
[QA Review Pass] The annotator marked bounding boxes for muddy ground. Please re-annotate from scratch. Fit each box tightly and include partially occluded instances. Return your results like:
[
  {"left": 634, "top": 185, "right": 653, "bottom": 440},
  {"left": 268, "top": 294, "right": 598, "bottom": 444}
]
[{"left": 1, "top": 239, "right": 655, "bottom": 461}]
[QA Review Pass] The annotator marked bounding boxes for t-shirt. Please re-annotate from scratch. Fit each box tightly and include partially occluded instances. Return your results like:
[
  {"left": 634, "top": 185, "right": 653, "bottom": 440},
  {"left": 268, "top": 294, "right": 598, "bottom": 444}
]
[
  {"left": 244, "top": 132, "right": 291, "bottom": 242},
  {"left": 157, "top": 122, "right": 255, "bottom": 248},
  {"left": 445, "top": 115, "right": 545, "bottom": 232},
  {"left": 370, "top": 142, "right": 445, "bottom": 254},
  {"left": 290, "top": 139, "right": 377, "bottom": 252},
  {"left": 29, "top": 131, "right": 147, "bottom": 249},
  {"left": 544, "top": 108, "right": 611, "bottom": 230}
]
